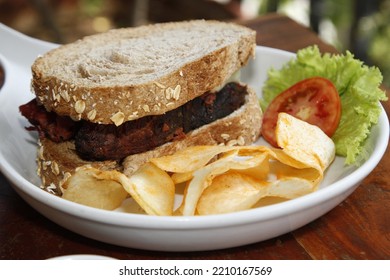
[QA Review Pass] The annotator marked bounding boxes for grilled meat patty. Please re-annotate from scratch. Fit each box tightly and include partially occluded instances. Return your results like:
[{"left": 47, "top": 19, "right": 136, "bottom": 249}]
[{"left": 20, "top": 82, "right": 247, "bottom": 161}]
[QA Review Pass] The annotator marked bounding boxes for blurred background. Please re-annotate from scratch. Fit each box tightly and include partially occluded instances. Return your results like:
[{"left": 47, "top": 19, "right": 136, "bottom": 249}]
[{"left": 0, "top": 0, "right": 389, "bottom": 87}]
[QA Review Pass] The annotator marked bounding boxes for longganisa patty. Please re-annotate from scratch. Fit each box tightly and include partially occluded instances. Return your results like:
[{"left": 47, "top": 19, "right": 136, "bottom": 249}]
[{"left": 20, "top": 82, "right": 248, "bottom": 161}]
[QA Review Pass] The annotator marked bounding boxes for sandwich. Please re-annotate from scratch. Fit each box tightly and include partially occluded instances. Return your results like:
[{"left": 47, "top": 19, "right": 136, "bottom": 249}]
[{"left": 19, "top": 20, "right": 263, "bottom": 195}]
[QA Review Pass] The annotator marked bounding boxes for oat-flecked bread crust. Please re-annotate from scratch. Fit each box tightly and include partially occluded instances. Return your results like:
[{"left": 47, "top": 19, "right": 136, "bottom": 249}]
[
  {"left": 31, "top": 20, "right": 256, "bottom": 125},
  {"left": 37, "top": 86, "right": 262, "bottom": 193},
  {"left": 37, "top": 139, "right": 120, "bottom": 195}
]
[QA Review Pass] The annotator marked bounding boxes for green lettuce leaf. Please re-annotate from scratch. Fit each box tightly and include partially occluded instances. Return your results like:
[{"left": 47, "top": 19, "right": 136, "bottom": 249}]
[{"left": 261, "top": 45, "right": 388, "bottom": 165}]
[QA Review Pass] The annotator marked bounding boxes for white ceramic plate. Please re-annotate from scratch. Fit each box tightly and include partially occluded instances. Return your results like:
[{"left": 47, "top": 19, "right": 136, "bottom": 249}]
[
  {"left": 48, "top": 254, "right": 117, "bottom": 260},
  {"left": 0, "top": 23, "right": 388, "bottom": 252}
]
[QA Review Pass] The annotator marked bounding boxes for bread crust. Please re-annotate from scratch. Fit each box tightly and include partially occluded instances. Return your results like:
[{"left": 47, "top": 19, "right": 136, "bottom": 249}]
[
  {"left": 37, "top": 86, "right": 262, "bottom": 194},
  {"left": 31, "top": 20, "right": 256, "bottom": 125},
  {"left": 37, "top": 139, "right": 120, "bottom": 195}
]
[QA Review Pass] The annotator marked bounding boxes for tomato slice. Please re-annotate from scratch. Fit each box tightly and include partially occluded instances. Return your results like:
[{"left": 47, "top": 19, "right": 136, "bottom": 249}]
[{"left": 261, "top": 77, "right": 341, "bottom": 147}]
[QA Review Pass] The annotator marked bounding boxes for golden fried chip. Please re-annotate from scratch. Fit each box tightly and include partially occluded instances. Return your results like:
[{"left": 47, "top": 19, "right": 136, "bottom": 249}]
[
  {"left": 267, "top": 177, "right": 315, "bottom": 199},
  {"left": 269, "top": 160, "right": 321, "bottom": 186},
  {"left": 197, "top": 171, "right": 269, "bottom": 215},
  {"left": 121, "top": 162, "right": 175, "bottom": 216},
  {"left": 233, "top": 152, "right": 270, "bottom": 181},
  {"left": 171, "top": 171, "right": 193, "bottom": 184},
  {"left": 62, "top": 166, "right": 128, "bottom": 210},
  {"left": 150, "top": 145, "right": 236, "bottom": 173},
  {"left": 180, "top": 161, "right": 226, "bottom": 216},
  {"left": 180, "top": 151, "right": 269, "bottom": 216},
  {"left": 276, "top": 112, "right": 335, "bottom": 171}
]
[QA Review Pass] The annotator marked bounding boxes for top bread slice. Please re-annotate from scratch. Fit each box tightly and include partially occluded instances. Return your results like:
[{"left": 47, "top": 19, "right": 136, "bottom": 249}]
[{"left": 31, "top": 20, "right": 256, "bottom": 125}]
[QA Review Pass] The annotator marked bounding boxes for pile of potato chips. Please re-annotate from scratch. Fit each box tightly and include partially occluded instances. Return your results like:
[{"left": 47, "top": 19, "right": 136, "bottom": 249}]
[{"left": 62, "top": 113, "right": 336, "bottom": 216}]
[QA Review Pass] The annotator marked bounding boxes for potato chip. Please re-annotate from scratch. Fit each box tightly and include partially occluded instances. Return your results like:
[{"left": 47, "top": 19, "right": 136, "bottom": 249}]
[
  {"left": 276, "top": 112, "right": 335, "bottom": 171},
  {"left": 171, "top": 171, "right": 193, "bottom": 184},
  {"left": 180, "top": 160, "right": 228, "bottom": 216},
  {"left": 267, "top": 177, "right": 315, "bottom": 199},
  {"left": 197, "top": 171, "right": 269, "bottom": 215},
  {"left": 268, "top": 160, "right": 321, "bottom": 186},
  {"left": 168, "top": 148, "right": 243, "bottom": 184},
  {"left": 233, "top": 152, "right": 270, "bottom": 181},
  {"left": 62, "top": 166, "right": 128, "bottom": 210},
  {"left": 180, "top": 151, "right": 270, "bottom": 216},
  {"left": 121, "top": 162, "right": 175, "bottom": 216},
  {"left": 150, "top": 145, "right": 237, "bottom": 173}
]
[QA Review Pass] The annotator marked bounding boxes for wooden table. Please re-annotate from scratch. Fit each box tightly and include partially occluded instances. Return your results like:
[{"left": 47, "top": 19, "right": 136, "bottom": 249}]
[{"left": 0, "top": 14, "right": 389, "bottom": 260}]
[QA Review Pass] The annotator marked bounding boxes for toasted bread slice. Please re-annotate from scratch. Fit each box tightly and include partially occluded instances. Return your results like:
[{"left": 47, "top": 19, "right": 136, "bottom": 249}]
[{"left": 31, "top": 20, "right": 256, "bottom": 125}]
